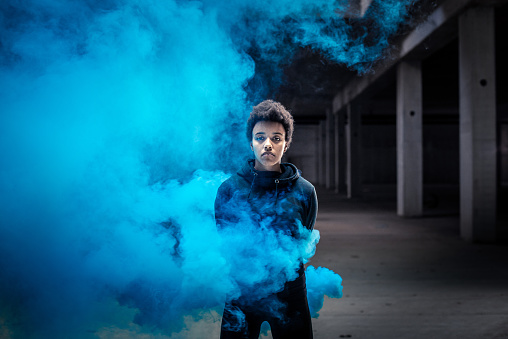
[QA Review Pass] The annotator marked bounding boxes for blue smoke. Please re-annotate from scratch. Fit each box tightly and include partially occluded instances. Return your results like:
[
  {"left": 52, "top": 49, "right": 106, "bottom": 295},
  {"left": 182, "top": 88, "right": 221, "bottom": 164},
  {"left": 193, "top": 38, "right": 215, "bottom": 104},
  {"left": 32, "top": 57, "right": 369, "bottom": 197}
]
[
  {"left": 306, "top": 266, "right": 344, "bottom": 318},
  {"left": 0, "top": 0, "right": 413, "bottom": 337}
]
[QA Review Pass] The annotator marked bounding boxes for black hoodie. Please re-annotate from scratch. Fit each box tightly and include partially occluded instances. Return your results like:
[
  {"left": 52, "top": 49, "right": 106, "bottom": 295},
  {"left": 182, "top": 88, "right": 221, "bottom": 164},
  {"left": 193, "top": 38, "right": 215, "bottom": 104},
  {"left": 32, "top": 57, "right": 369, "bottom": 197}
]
[{"left": 214, "top": 159, "right": 318, "bottom": 288}]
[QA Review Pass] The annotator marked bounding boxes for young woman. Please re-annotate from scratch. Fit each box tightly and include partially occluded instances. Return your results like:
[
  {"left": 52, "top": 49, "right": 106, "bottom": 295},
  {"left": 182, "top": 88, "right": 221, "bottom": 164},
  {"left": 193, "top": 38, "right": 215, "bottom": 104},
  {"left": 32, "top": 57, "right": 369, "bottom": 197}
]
[{"left": 215, "top": 100, "right": 318, "bottom": 339}]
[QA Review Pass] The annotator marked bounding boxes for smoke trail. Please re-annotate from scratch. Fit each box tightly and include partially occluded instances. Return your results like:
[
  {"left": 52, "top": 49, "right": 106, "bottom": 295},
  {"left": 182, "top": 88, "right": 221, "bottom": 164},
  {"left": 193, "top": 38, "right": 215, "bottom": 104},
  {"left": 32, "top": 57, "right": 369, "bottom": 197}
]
[
  {"left": 306, "top": 266, "right": 344, "bottom": 318},
  {"left": 0, "top": 0, "right": 414, "bottom": 337}
]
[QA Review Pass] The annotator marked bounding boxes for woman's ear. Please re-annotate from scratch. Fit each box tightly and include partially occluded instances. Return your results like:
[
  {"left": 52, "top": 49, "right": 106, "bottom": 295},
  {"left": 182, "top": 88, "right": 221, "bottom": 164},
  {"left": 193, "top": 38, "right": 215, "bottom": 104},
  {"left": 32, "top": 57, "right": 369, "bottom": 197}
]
[{"left": 250, "top": 143, "right": 253, "bottom": 151}]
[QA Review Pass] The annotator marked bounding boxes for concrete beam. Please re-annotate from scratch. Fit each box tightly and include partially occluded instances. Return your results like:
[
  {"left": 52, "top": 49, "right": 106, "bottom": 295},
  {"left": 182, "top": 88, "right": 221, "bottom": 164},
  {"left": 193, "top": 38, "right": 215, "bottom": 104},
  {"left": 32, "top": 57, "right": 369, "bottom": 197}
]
[
  {"left": 333, "top": 0, "right": 485, "bottom": 114},
  {"left": 400, "top": 0, "right": 474, "bottom": 58}
]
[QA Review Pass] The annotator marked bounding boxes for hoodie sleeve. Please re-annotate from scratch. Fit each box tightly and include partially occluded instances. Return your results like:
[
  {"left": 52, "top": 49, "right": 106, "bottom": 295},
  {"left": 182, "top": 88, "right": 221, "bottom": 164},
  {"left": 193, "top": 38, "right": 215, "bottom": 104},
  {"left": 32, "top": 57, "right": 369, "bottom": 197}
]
[
  {"left": 305, "top": 187, "right": 318, "bottom": 231},
  {"left": 214, "top": 182, "right": 229, "bottom": 230},
  {"left": 215, "top": 179, "right": 242, "bottom": 229}
]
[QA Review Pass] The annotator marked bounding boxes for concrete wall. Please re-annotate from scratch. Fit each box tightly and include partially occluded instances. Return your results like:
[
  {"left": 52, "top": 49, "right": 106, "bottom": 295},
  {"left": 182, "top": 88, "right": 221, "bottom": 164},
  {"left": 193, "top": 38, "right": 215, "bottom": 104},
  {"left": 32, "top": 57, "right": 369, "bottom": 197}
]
[
  {"left": 362, "top": 124, "right": 396, "bottom": 184},
  {"left": 285, "top": 118, "right": 501, "bottom": 189},
  {"left": 284, "top": 124, "right": 319, "bottom": 184},
  {"left": 423, "top": 124, "right": 460, "bottom": 184},
  {"left": 361, "top": 122, "right": 460, "bottom": 185}
]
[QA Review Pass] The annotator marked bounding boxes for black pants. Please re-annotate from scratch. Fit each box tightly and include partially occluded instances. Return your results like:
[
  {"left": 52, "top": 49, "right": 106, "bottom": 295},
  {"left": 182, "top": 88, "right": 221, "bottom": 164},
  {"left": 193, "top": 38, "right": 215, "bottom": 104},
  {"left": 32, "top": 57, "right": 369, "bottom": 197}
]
[{"left": 220, "top": 280, "right": 313, "bottom": 339}]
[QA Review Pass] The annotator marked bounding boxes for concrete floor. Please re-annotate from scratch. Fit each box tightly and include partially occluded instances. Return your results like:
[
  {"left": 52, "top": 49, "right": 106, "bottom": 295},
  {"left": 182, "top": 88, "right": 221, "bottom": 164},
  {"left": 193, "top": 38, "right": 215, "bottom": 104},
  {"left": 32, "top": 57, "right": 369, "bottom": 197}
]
[{"left": 305, "top": 186, "right": 508, "bottom": 339}]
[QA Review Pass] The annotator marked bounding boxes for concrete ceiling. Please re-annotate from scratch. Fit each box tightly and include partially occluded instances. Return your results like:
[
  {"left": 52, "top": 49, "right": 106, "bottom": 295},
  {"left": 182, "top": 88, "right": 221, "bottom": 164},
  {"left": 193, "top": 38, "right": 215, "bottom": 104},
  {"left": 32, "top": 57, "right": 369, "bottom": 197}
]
[{"left": 272, "top": 0, "right": 508, "bottom": 123}]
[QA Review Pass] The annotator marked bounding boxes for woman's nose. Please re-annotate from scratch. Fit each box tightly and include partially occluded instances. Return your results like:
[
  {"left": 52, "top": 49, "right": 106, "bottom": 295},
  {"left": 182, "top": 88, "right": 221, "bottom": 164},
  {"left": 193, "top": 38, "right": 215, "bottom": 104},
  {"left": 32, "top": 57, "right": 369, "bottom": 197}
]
[{"left": 264, "top": 140, "right": 272, "bottom": 149}]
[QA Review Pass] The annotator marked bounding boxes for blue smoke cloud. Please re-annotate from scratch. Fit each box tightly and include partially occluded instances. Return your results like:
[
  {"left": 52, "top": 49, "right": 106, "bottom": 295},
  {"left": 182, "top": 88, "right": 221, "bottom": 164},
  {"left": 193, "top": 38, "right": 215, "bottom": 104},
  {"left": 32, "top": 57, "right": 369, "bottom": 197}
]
[
  {"left": 306, "top": 266, "right": 344, "bottom": 318},
  {"left": 0, "top": 0, "right": 413, "bottom": 337}
]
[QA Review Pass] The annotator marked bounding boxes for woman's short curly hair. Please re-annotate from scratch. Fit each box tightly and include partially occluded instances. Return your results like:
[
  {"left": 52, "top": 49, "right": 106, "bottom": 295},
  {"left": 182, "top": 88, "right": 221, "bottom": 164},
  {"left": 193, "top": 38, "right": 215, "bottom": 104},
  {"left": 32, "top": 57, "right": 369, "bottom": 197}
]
[{"left": 246, "top": 100, "right": 294, "bottom": 149}]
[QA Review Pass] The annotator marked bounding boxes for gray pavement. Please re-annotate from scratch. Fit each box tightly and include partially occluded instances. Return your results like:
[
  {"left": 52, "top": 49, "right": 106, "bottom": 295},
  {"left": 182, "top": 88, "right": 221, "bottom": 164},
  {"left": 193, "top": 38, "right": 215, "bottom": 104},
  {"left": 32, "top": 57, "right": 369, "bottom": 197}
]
[{"left": 308, "top": 186, "right": 508, "bottom": 339}]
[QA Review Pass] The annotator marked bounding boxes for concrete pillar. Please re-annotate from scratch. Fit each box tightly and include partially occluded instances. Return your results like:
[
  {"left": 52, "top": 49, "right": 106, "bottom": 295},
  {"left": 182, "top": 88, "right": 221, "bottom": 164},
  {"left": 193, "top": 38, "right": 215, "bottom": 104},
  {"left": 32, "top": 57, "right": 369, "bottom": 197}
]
[
  {"left": 316, "top": 122, "right": 321, "bottom": 186},
  {"left": 318, "top": 120, "right": 327, "bottom": 186},
  {"left": 459, "top": 7, "right": 497, "bottom": 242},
  {"left": 335, "top": 110, "right": 347, "bottom": 193},
  {"left": 334, "top": 111, "right": 340, "bottom": 193},
  {"left": 326, "top": 109, "right": 336, "bottom": 189},
  {"left": 346, "top": 103, "right": 362, "bottom": 198},
  {"left": 396, "top": 61, "right": 423, "bottom": 217}
]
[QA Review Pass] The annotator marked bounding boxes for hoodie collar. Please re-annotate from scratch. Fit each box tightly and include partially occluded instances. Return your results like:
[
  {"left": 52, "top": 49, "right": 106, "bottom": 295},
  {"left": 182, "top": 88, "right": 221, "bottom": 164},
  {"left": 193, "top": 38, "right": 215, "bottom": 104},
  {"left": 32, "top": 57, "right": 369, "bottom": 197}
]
[{"left": 238, "top": 159, "right": 300, "bottom": 188}]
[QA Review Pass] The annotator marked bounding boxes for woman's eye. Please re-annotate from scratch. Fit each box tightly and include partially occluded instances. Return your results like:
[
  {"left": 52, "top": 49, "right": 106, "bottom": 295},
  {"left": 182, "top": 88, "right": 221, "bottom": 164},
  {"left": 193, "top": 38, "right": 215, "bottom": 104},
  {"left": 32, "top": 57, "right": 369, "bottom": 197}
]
[
  {"left": 273, "top": 137, "right": 281, "bottom": 142},
  {"left": 256, "top": 136, "right": 265, "bottom": 141}
]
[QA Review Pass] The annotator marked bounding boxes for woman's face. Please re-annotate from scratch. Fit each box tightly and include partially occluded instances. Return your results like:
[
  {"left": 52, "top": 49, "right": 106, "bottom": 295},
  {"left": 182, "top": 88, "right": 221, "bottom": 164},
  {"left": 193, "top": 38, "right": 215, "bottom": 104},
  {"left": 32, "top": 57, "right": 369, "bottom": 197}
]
[{"left": 251, "top": 121, "right": 287, "bottom": 172}]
